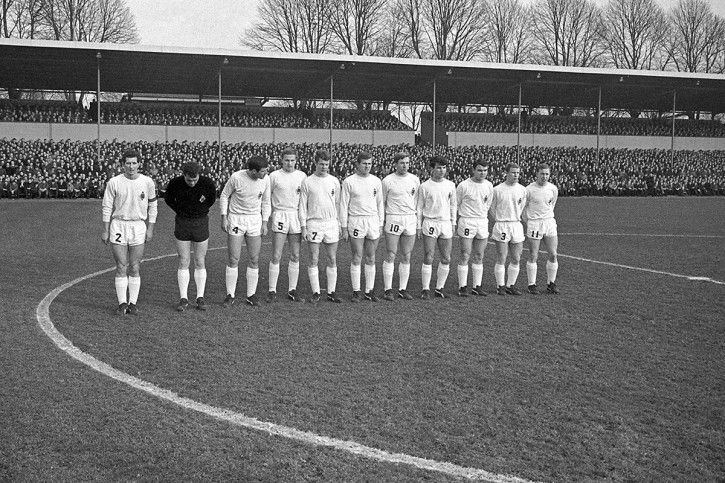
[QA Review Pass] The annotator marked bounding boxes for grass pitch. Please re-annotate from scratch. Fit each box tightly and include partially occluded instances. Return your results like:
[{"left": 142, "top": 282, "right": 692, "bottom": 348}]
[{"left": 2, "top": 197, "right": 724, "bottom": 482}]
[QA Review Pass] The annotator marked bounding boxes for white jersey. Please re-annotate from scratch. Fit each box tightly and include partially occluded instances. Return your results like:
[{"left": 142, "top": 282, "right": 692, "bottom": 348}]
[
  {"left": 101, "top": 173, "right": 158, "bottom": 223},
  {"left": 456, "top": 178, "right": 494, "bottom": 219},
  {"left": 220, "top": 169, "right": 271, "bottom": 221},
  {"left": 490, "top": 182, "right": 527, "bottom": 222},
  {"left": 339, "top": 173, "right": 384, "bottom": 227},
  {"left": 382, "top": 172, "right": 420, "bottom": 216},
  {"left": 416, "top": 178, "right": 457, "bottom": 228},
  {"left": 299, "top": 173, "right": 340, "bottom": 226},
  {"left": 524, "top": 182, "right": 558, "bottom": 221},
  {"left": 269, "top": 169, "right": 307, "bottom": 212}
]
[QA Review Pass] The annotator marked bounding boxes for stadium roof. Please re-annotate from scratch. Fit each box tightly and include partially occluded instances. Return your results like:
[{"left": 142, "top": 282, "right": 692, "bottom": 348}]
[{"left": 2, "top": 38, "right": 725, "bottom": 113}]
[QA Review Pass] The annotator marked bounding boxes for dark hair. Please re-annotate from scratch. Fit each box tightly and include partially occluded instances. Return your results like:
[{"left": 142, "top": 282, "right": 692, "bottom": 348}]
[
  {"left": 281, "top": 147, "right": 298, "bottom": 158},
  {"left": 357, "top": 151, "right": 372, "bottom": 163},
  {"left": 315, "top": 149, "right": 331, "bottom": 162},
  {"left": 393, "top": 152, "right": 410, "bottom": 163},
  {"left": 247, "top": 155, "right": 269, "bottom": 171},
  {"left": 473, "top": 159, "right": 489, "bottom": 169},
  {"left": 536, "top": 163, "right": 550, "bottom": 172},
  {"left": 429, "top": 155, "right": 448, "bottom": 168},
  {"left": 122, "top": 149, "right": 140, "bottom": 161},
  {"left": 181, "top": 161, "right": 201, "bottom": 177},
  {"left": 505, "top": 162, "right": 520, "bottom": 172}
]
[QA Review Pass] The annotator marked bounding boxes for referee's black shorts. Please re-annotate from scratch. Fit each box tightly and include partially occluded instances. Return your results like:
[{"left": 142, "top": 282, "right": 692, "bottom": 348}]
[{"left": 175, "top": 215, "right": 210, "bottom": 242}]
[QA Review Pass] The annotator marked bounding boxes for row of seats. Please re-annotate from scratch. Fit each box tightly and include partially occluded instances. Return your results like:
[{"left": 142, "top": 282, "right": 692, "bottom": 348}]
[{"left": 2, "top": 139, "right": 723, "bottom": 199}]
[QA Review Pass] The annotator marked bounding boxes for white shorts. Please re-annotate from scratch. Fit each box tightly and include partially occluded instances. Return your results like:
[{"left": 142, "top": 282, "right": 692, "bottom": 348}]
[
  {"left": 457, "top": 217, "right": 489, "bottom": 239},
  {"left": 526, "top": 218, "right": 558, "bottom": 240},
  {"left": 347, "top": 215, "right": 381, "bottom": 240},
  {"left": 110, "top": 219, "right": 146, "bottom": 246},
  {"left": 227, "top": 213, "right": 262, "bottom": 237},
  {"left": 492, "top": 221, "right": 525, "bottom": 244},
  {"left": 422, "top": 218, "right": 453, "bottom": 239},
  {"left": 306, "top": 219, "right": 339, "bottom": 244},
  {"left": 271, "top": 211, "right": 301, "bottom": 235},
  {"left": 384, "top": 214, "right": 417, "bottom": 236}
]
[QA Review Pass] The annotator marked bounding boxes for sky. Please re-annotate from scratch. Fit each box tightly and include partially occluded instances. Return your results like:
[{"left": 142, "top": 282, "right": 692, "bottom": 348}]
[{"left": 126, "top": 0, "right": 725, "bottom": 51}]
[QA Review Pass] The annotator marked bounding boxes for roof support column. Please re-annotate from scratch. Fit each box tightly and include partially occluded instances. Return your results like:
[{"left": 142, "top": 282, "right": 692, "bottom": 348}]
[
  {"left": 671, "top": 90, "right": 677, "bottom": 165},
  {"left": 432, "top": 79, "right": 436, "bottom": 152},
  {"left": 597, "top": 86, "right": 602, "bottom": 166},
  {"left": 96, "top": 52, "right": 101, "bottom": 165},
  {"left": 330, "top": 74, "right": 334, "bottom": 156},
  {"left": 218, "top": 58, "right": 228, "bottom": 168},
  {"left": 517, "top": 83, "right": 522, "bottom": 164}
]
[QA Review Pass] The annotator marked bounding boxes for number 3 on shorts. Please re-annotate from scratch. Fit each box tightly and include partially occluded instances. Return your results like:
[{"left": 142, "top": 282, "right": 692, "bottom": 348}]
[{"left": 500, "top": 233, "right": 506, "bottom": 241}]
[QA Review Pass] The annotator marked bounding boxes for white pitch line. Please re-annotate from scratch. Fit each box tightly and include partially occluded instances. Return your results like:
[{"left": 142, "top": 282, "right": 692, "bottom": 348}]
[
  {"left": 558, "top": 253, "right": 725, "bottom": 285},
  {"left": 560, "top": 232, "right": 725, "bottom": 238},
  {"left": 35, "top": 256, "right": 538, "bottom": 483}
]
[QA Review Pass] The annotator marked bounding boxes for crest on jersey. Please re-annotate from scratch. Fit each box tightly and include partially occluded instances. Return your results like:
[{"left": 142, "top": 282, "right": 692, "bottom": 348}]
[
  {"left": 296, "top": 187, "right": 301, "bottom": 194},
  {"left": 411, "top": 188, "right": 416, "bottom": 196},
  {"left": 548, "top": 197, "right": 553, "bottom": 205},
  {"left": 140, "top": 192, "right": 145, "bottom": 200},
  {"left": 517, "top": 197, "right": 522, "bottom": 205},
  {"left": 484, "top": 195, "right": 489, "bottom": 203},
  {"left": 331, "top": 188, "right": 335, "bottom": 196},
  {"left": 258, "top": 192, "right": 263, "bottom": 199},
  {"left": 373, "top": 188, "right": 377, "bottom": 196},
  {"left": 200, "top": 195, "right": 206, "bottom": 203}
]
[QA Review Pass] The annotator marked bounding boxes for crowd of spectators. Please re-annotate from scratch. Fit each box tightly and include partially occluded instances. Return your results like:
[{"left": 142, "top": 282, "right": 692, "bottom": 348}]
[
  {"left": 0, "top": 99, "right": 410, "bottom": 130},
  {"left": 429, "top": 112, "right": 725, "bottom": 137},
  {"left": 1, "top": 138, "right": 723, "bottom": 200}
]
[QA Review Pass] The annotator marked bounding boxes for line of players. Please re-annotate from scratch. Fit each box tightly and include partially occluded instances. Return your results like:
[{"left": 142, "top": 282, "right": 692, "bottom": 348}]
[{"left": 102, "top": 147, "right": 559, "bottom": 315}]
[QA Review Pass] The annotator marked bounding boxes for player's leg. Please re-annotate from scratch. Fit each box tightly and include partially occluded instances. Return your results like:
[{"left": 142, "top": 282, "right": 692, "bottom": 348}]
[
  {"left": 397, "top": 234, "right": 416, "bottom": 298},
  {"left": 244, "top": 234, "right": 262, "bottom": 306},
  {"left": 383, "top": 232, "right": 400, "bottom": 296},
  {"left": 268, "top": 231, "right": 287, "bottom": 299},
  {"left": 111, "top": 243, "right": 130, "bottom": 310},
  {"left": 126, "top": 242, "right": 145, "bottom": 311},
  {"left": 435, "top": 235, "right": 452, "bottom": 297},
  {"left": 363, "top": 236, "right": 380, "bottom": 301},
  {"left": 421, "top": 234, "right": 437, "bottom": 297},
  {"left": 192, "top": 239, "right": 209, "bottom": 309},
  {"left": 544, "top": 235, "right": 560, "bottom": 293},
  {"left": 175, "top": 238, "right": 192, "bottom": 310},
  {"left": 307, "top": 241, "right": 322, "bottom": 301},
  {"left": 324, "top": 241, "right": 340, "bottom": 302},
  {"left": 526, "top": 237, "right": 542, "bottom": 294},
  {"left": 494, "top": 240, "right": 508, "bottom": 294},
  {"left": 470, "top": 237, "right": 487, "bottom": 295},
  {"left": 286, "top": 232, "right": 302, "bottom": 300},
  {"left": 458, "top": 236, "right": 473, "bottom": 295},
  {"left": 225, "top": 233, "right": 243, "bottom": 304},
  {"left": 349, "top": 236, "right": 365, "bottom": 300},
  {"left": 506, "top": 241, "right": 523, "bottom": 295}
]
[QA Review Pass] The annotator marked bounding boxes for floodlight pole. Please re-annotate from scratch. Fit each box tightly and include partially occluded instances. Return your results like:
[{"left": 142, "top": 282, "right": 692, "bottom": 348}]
[
  {"left": 671, "top": 90, "right": 676, "bottom": 166},
  {"left": 96, "top": 52, "right": 101, "bottom": 165},
  {"left": 517, "top": 83, "right": 522, "bottom": 165}
]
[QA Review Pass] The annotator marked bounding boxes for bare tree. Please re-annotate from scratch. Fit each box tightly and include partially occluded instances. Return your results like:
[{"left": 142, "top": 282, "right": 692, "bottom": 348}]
[
  {"left": 396, "top": 0, "right": 487, "bottom": 61},
  {"left": 481, "top": 0, "right": 533, "bottom": 64},
  {"left": 530, "top": 0, "right": 605, "bottom": 67},
  {"left": 329, "top": 0, "right": 386, "bottom": 56},
  {"left": 599, "top": 0, "right": 669, "bottom": 71},
  {"left": 242, "top": 0, "right": 335, "bottom": 53},
  {"left": 371, "top": 3, "right": 414, "bottom": 59},
  {"left": 666, "top": 0, "right": 724, "bottom": 73}
]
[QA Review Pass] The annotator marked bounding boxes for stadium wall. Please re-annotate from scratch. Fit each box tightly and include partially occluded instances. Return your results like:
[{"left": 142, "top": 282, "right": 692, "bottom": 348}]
[
  {"left": 0, "top": 122, "right": 415, "bottom": 146},
  {"left": 446, "top": 132, "right": 725, "bottom": 150}
]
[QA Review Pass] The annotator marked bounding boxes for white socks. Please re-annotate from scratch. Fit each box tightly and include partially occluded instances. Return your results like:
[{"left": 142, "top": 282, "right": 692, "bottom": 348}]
[
  {"left": 436, "top": 263, "right": 450, "bottom": 290},
  {"left": 382, "top": 260, "right": 394, "bottom": 291},
  {"left": 178, "top": 269, "right": 190, "bottom": 299},
  {"left": 114, "top": 276, "right": 128, "bottom": 304}
]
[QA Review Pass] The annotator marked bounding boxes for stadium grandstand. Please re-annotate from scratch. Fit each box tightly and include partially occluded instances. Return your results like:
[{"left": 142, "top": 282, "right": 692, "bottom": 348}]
[{"left": 1, "top": 38, "right": 724, "bottom": 198}]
